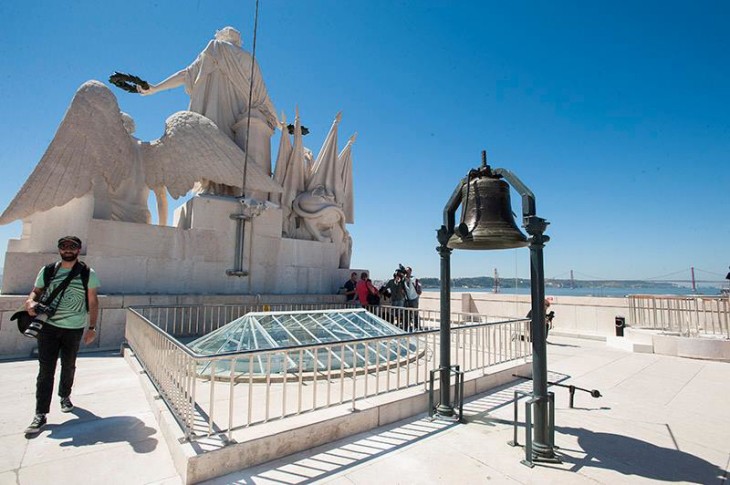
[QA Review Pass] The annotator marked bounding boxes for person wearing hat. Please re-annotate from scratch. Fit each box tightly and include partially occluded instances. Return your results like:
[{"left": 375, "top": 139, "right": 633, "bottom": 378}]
[
  {"left": 403, "top": 266, "right": 422, "bottom": 331},
  {"left": 384, "top": 270, "right": 407, "bottom": 328},
  {"left": 23, "top": 236, "right": 100, "bottom": 435}
]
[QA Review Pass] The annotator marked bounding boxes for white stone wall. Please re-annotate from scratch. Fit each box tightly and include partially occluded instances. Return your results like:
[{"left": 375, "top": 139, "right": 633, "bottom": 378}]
[
  {"left": 2, "top": 195, "right": 356, "bottom": 295},
  {"left": 419, "top": 291, "right": 629, "bottom": 338}
]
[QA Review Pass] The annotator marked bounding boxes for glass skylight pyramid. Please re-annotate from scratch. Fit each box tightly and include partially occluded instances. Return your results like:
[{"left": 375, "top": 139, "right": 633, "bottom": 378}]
[{"left": 188, "top": 308, "right": 418, "bottom": 377}]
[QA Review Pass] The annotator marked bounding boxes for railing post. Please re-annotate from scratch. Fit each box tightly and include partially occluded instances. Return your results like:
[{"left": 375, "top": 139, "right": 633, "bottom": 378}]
[
  {"left": 509, "top": 390, "right": 520, "bottom": 446},
  {"left": 208, "top": 360, "right": 216, "bottom": 436},
  {"left": 548, "top": 391, "right": 555, "bottom": 448},
  {"left": 523, "top": 398, "right": 534, "bottom": 468},
  {"left": 428, "top": 370, "right": 436, "bottom": 419}
]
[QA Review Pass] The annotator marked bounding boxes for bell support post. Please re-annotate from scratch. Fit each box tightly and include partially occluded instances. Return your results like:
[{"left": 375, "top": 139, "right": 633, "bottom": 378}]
[
  {"left": 433, "top": 177, "right": 467, "bottom": 418},
  {"left": 494, "top": 167, "right": 557, "bottom": 462}
]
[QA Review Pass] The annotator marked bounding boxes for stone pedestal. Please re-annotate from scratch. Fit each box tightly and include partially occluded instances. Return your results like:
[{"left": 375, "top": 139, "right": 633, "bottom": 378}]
[{"left": 2, "top": 195, "right": 355, "bottom": 295}]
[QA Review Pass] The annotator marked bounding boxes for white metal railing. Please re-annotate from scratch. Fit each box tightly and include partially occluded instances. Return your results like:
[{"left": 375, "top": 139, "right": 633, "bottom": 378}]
[
  {"left": 125, "top": 304, "right": 531, "bottom": 441},
  {"left": 628, "top": 294, "right": 730, "bottom": 338},
  {"left": 133, "top": 302, "right": 359, "bottom": 337},
  {"left": 364, "top": 304, "right": 510, "bottom": 332}
]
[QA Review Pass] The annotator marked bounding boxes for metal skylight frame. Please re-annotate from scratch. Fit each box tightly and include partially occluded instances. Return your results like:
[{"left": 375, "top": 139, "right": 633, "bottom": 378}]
[{"left": 188, "top": 308, "right": 418, "bottom": 377}]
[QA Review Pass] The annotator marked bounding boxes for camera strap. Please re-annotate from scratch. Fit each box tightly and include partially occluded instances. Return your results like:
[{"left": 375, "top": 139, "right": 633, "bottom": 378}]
[{"left": 40, "top": 262, "right": 83, "bottom": 310}]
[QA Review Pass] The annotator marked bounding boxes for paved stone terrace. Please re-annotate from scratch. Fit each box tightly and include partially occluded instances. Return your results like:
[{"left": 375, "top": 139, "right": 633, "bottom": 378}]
[{"left": 1, "top": 335, "right": 728, "bottom": 484}]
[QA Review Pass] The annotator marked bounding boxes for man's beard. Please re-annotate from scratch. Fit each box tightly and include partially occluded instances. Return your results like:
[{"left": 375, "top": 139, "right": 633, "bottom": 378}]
[{"left": 60, "top": 253, "right": 77, "bottom": 262}]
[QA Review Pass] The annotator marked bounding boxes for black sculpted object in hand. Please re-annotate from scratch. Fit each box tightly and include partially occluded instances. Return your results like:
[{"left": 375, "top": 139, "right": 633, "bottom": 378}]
[{"left": 109, "top": 72, "right": 150, "bottom": 94}]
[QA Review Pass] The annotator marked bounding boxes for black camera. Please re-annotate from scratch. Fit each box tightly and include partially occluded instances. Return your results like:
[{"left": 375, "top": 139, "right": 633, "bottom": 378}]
[
  {"left": 23, "top": 303, "right": 55, "bottom": 339},
  {"left": 546, "top": 310, "right": 555, "bottom": 321}
]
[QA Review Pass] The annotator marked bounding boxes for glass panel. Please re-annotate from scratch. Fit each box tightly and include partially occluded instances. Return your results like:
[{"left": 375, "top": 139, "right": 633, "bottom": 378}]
[{"left": 188, "top": 309, "right": 419, "bottom": 375}]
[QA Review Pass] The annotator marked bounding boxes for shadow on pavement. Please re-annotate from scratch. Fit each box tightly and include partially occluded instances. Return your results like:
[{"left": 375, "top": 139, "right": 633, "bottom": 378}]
[
  {"left": 44, "top": 406, "right": 158, "bottom": 453},
  {"left": 546, "top": 341, "right": 579, "bottom": 347},
  {"left": 201, "top": 418, "right": 457, "bottom": 484},
  {"left": 558, "top": 425, "right": 726, "bottom": 483}
]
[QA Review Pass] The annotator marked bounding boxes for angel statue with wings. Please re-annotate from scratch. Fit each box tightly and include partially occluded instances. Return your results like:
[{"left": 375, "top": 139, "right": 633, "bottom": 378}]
[{"left": 0, "top": 81, "right": 282, "bottom": 227}]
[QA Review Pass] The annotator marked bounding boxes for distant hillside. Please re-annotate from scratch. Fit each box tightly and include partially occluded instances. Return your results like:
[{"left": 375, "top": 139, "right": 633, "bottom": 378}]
[{"left": 418, "top": 276, "right": 677, "bottom": 289}]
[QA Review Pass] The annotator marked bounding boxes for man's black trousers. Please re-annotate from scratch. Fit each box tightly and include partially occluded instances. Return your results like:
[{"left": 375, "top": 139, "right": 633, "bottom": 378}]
[{"left": 35, "top": 324, "right": 83, "bottom": 414}]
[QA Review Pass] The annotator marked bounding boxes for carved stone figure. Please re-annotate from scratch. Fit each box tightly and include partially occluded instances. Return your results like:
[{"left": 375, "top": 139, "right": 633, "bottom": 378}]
[
  {"left": 292, "top": 186, "right": 352, "bottom": 268},
  {"left": 305, "top": 113, "right": 355, "bottom": 224},
  {"left": 0, "top": 27, "right": 357, "bottom": 297},
  {"left": 139, "top": 26, "right": 277, "bottom": 198},
  {"left": 337, "top": 133, "right": 357, "bottom": 224},
  {"left": 91, "top": 113, "right": 167, "bottom": 224},
  {"left": 0, "top": 81, "right": 282, "bottom": 226},
  {"left": 274, "top": 108, "right": 306, "bottom": 237},
  {"left": 270, "top": 108, "right": 356, "bottom": 267}
]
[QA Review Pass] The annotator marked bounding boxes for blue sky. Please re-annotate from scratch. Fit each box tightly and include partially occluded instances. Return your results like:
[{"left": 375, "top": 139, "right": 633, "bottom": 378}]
[{"left": 1, "top": 1, "right": 728, "bottom": 283}]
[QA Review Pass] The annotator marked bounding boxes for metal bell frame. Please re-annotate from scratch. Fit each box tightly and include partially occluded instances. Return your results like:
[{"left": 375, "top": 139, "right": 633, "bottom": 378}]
[{"left": 435, "top": 151, "right": 558, "bottom": 464}]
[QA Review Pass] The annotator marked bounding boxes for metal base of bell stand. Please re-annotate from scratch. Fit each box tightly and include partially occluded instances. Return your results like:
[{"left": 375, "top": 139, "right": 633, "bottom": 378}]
[
  {"left": 512, "top": 374, "right": 602, "bottom": 409},
  {"left": 508, "top": 390, "right": 561, "bottom": 467},
  {"left": 225, "top": 270, "right": 249, "bottom": 276},
  {"left": 226, "top": 269, "right": 248, "bottom": 276},
  {"left": 428, "top": 366, "right": 464, "bottom": 422}
]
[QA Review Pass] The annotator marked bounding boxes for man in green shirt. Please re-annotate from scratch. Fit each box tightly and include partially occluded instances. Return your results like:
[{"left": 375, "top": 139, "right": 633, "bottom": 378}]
[{"left": 23, "top": 236, "right": 100, "bottom": 435}]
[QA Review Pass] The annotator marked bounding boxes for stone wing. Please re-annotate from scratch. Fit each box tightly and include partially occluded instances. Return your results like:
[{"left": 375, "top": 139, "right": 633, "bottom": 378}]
[
  {"left": 0, "top": 81, "right": 135, "bottom": 225},
  {"left": 142, "top": 111, "right": 283, "bottom": 198}
]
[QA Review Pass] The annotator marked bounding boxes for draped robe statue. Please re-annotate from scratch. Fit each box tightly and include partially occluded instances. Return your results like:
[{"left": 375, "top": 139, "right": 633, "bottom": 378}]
[{"left": 140, "top": 26, "right": 277, "bottom": 198}]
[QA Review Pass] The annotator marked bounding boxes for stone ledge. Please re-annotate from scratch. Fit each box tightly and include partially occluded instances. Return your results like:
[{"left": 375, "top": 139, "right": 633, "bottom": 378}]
[
  {"left": 606, "top": 336, "right": 653, "bottom": 353},
  {"left": 550, "top": 330, "right": 607, "bottom": 342},
  {"left": 653, "top": 333, "right": 730, "bottom": 361},
  {"left": 124, "top": 346, "right": 529, "bottom": 484},
  {"left": 606, "top": 328, "right": 730, "bottom": 361}
]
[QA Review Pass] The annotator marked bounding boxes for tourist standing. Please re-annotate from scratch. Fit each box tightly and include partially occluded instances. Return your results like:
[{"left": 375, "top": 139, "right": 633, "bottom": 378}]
[
  {"left": 23, "top": 236, "right": 100, "bottom": 435},
  {"left": 343, "top": 272, "right": 358, "bottom": 302},
  {"left": 385, "top": 269, "right": 407, "bottom": 328},
  {"left": 385, "top": 270, "right": 407, "bottom": 308},
  {"left": 526, "top": 299, "right": 554, "bottom": 339},
  {"left": 356, "top": 272, "right": 379, "bottom": 307},
  {"left": 404, "top": 266, "right": 422, "bottom": 330}
]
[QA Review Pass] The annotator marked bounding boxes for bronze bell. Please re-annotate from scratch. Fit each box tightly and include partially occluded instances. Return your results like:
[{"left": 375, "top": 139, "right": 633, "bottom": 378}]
[{"left": 448, "top": 175, "right": 529, "bottom": 250}]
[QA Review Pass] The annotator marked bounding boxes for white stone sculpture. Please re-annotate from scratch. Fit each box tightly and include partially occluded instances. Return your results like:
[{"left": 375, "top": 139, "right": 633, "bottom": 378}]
[
  {"left": 307, "top": 112, "right": 342, "bottom": 193},
  {"left": 292, "top": 187, "right": 352, "bottom": 268},
  {"left": 271, "top": 112, "right": 292, "bottom": 207},
  {"left": 92, "top": 112, "right": 167, "bottom": 224},
  {"left": 0, "top": 81, "right": 282, "bottom": 227},
  {"left": 306, "top": 113, "right": 355, "bottom": 222},
  {"left": 1, "top": 27, "right": 358, "bottom": 297},
  {"left": 270, "top": 108, "right": 356, "bottom": 267},
  {"left": 337, "top": 133, "right": 357, "bottom": 224},
  {"left": 274, "top": 108, "right": 307, "bottom": 237},
  {"left": 139, "top": 26, "right": 277, "bottom": 199}
]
